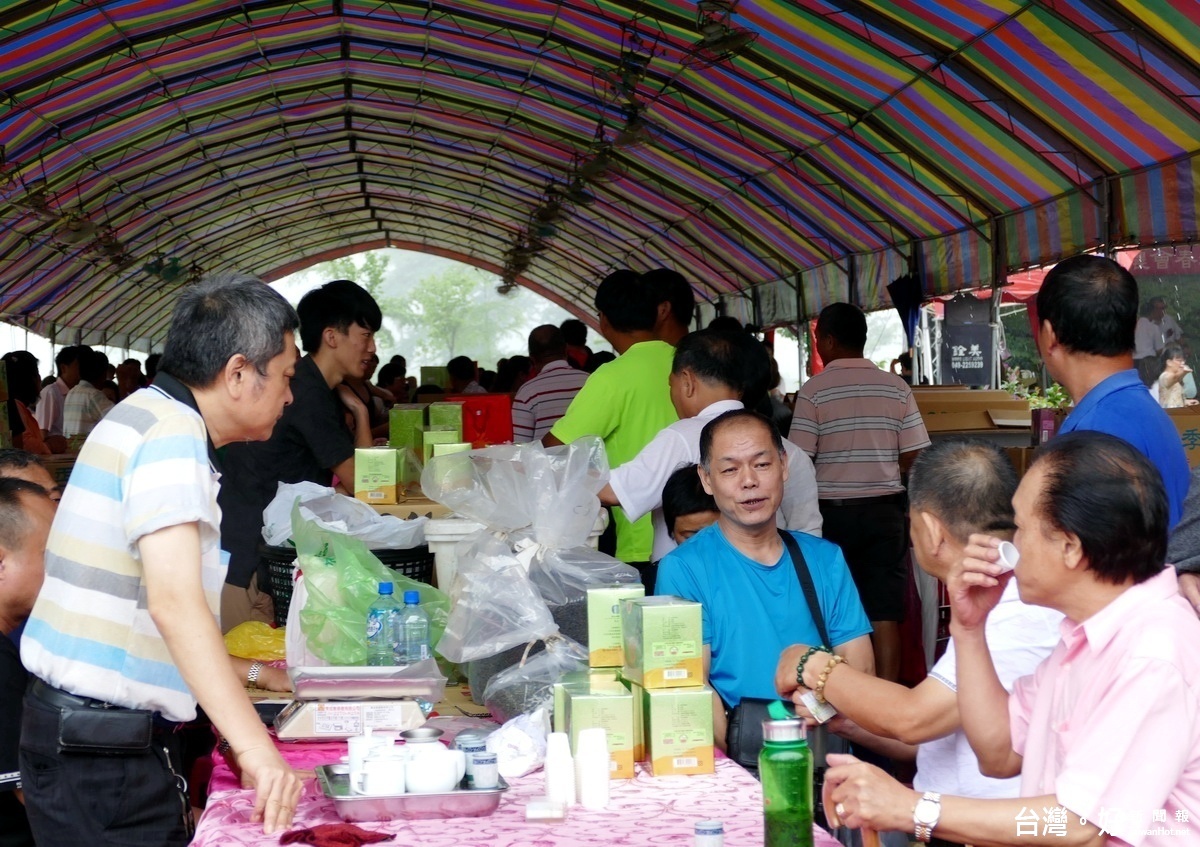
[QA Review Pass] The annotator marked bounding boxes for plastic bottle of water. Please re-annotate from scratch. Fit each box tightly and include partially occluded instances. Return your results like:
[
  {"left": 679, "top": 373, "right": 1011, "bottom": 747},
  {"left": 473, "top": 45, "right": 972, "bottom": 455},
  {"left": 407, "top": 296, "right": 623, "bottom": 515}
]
[
  {"left": 397, "top": 589, "right": 431, "bottom": 664},
  {"left": 366, "top": 582, "right": 401, "bottom": 666}
]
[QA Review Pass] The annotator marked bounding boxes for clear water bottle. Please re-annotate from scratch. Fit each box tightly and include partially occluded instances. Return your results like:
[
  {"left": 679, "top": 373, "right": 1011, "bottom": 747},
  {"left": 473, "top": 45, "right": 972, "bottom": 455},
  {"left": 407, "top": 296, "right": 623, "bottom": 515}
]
[
  {"left": 760, "top": 718, "right": 814, "bottom": 847},
  {"left": 366, "top": 582, "right": 401, "bottom": 666},
  {"left": 397, "top": 589, "right": 431, "bottom": 664}
]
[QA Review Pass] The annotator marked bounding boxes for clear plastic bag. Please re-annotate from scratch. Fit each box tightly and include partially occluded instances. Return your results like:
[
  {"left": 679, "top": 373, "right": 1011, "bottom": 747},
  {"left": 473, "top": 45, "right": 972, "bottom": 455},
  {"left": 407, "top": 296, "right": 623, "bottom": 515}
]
[
  {"left": 482, "top": 636, "right": 589, "bottom": 724},
  {"left": 435, "top": 532, "right": 558, "bottom": 663},
  {"left": 262, "top": 481, "right": 426, "bottom": 549},
  {"left": 522, "top": 539, "right": 641, "bottom": 608},
  {"left": 293, "top": 504, "right": 450, "bottom": 666}
]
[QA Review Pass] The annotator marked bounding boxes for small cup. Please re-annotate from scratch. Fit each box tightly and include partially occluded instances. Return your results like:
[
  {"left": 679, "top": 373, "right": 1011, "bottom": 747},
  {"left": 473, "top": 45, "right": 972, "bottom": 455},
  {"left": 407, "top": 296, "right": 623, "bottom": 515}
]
[
  {"left": 469, "top": 751, "right": 499, "bottom": 789},
  {"left": 996, "top": 540, "right": 1020, "bottom": 572}
]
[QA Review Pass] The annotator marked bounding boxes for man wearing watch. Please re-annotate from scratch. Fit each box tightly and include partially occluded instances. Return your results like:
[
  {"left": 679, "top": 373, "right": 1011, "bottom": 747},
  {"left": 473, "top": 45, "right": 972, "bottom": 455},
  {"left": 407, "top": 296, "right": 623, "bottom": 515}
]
[{"left": 821, "top": 432, "right": 1200, "bottom": 846}]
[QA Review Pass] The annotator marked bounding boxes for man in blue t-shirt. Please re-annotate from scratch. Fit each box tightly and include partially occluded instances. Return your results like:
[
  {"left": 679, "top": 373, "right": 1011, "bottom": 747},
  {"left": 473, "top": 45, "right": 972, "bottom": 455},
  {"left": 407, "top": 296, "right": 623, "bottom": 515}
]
[
  {"left": 656, "top": 409, "right": 873, "bottom": 750},
  {"left": 1034, "top": 254, "right": 1189, "bottom": 528}
]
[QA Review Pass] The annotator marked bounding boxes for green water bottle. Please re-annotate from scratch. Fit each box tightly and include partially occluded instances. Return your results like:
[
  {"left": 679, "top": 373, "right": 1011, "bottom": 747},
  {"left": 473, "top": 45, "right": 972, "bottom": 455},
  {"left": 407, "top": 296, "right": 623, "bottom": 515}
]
[{"left": 760, "top": 718, "right": 814, "bottom": 847}]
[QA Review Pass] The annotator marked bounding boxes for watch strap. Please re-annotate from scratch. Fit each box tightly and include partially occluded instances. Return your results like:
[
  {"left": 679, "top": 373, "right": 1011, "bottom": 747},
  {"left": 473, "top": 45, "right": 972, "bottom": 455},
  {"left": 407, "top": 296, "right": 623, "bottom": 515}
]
[
  {"left": 914, "top": 791, "right": 941, "bottom": 842},
  {"left": 246, "top": 661, "right": 264, "bottom": 688}
]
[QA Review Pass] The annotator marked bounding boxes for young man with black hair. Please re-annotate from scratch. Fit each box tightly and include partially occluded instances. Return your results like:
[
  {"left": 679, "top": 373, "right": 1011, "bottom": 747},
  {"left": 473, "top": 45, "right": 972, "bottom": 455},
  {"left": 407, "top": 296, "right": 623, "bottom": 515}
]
[
  {"left": 789, "top": 302, "right": 930, "bottom": 682},
  {"left": 62, "top": 348, "right": 113, "bottom": 438},
  {"left": 824, "top": 431, "right": 1200, "bottom": 847},
  {"left": 33, "top": 345, "right": 82, "bottom": 447},
  {"left": 559, "top": 318, "right": 592, "bottom": 370},
  {"left": 1034, "top": 254, "right": 1188, "bottom": 526},
  {"left": 219, "top": 279, "right": 382, "bottom": 631},
  {"left": 661, "top": 464, "right": 719, "bottom": 546},
  {"left": 544, "top": 270, "right": 678, "bottom": 566},
  {"left": 642, "top": 267, "right": 695, "bottom": 346}
]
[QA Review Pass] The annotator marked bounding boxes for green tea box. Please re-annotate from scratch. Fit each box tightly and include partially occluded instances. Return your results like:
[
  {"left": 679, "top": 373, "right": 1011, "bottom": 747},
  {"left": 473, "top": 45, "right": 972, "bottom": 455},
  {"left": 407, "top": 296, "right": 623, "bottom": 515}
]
[
  {"left": 553, "top": 669, "right": 621, "bottom": 733},
  {"left": 427, "top": 401, "right": 464, "bottom": 441},
  {"left": 620, "top": 595, "right": 703, "bottom": 689},
  {"left": 586, "top": 584, "right": 645, "bottom": 667},
  {"left": 421, "top": 426, "right": 460, "bottom": 463},
  {"left": 388, "top": 404, "right": 428, "bottom": 451},
  {"left": 644, "top": 685, "right": 715, "bottom": 776},
  {"left": 564, "top": 684, "right": 635, "bottom": 779}
]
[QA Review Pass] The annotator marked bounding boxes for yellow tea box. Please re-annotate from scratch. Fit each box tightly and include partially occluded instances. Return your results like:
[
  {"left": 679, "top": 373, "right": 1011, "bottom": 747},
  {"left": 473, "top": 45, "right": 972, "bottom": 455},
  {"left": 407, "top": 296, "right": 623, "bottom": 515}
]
[
  {"left": 620, "top": 596, "right": 703, "bottom": 689},
  {"left": 553, "top": 669, "right": 620, "bottom": 733},
  {"left": 353, "top": 447, "right": 398, "bottom": 505},
  {"left": 564, "top": 684, "right": 635, "bottom": 779},
  {"left": 586, "top": 584, "right": 645, "bottom": 667},
  {"left": 644, "top": 685, "right": 715, "bottom": 776}
]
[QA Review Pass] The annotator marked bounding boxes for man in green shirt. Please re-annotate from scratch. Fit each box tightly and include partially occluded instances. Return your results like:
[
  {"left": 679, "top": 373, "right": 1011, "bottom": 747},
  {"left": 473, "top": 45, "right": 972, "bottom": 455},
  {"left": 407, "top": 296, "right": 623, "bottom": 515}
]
[{"left": 544, "top": 270, "right": 679, "bottom": 566}]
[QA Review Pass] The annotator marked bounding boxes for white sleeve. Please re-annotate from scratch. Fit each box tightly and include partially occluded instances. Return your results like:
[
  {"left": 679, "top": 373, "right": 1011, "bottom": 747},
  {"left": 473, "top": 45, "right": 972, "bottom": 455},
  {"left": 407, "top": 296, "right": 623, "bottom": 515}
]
[
  {"left": 778, "top": 440, "right": 822, "bottom": 537},
  {"left": 609, "top": 426, "right": 692, "bottom": 524}
]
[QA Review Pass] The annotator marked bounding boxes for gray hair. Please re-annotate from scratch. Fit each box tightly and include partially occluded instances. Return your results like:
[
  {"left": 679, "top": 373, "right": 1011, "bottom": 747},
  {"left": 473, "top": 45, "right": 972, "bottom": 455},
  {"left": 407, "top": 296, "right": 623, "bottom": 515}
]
[
  {"left": 158, "top": 272, "right": 299, "bottom": 388},
  {"left": 908, "top": 439, "right": 1017, "bottom": 543}
]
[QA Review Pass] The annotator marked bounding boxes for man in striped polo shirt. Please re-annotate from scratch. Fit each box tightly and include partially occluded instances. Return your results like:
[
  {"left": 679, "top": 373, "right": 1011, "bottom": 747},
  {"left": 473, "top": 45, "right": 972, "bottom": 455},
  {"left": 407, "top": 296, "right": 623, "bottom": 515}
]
[
  {"left": 789, "top": 303, "right": 930, "bottom": 682},
  {"left": 19, "top": 275, "right": 303, "bottom": 843},
  {"left": 511, "top": 324, "right": 588, "bottom": 442}
]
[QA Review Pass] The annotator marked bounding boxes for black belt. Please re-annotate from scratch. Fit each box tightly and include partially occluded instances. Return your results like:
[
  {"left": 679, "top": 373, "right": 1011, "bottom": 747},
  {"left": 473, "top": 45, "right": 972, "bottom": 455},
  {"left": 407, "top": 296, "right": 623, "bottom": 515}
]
[
  {"left": 818, "top": 493, "right": 905, "bottom": 507},
  {"left": 29, "top": 678, "right": 185, "bottom": 733}
]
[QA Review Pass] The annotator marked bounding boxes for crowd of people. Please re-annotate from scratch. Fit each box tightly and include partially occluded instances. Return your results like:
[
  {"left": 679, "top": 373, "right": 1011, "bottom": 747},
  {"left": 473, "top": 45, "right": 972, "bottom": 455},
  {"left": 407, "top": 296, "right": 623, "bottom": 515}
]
[{"left": 1, "top": 255, "right": 1199, "bottom": 846}]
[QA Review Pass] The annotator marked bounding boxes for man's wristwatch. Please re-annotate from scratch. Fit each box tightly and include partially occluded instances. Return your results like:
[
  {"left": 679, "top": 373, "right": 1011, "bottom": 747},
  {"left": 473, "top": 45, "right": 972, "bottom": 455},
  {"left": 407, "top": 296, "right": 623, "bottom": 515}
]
[
  {"left": 913, "top": 791, "right": 942, "bottom": 842},
  {"left": 246, "top": 661, "right": 264, "bottom": 688}
]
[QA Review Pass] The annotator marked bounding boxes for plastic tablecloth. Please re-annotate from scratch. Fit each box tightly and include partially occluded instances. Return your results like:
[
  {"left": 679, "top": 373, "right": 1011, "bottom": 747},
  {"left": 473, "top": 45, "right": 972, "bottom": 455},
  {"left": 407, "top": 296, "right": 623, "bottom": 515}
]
[{"left": 194, "top": 717, "right": 842, "bottom": 847}]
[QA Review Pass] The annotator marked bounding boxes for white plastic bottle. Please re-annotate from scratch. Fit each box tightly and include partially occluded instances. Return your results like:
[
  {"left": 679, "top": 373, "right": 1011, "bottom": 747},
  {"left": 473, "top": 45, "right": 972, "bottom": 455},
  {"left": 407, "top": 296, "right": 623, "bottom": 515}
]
[
  {"left": 544, "top": 732, "right": 576, "bottom": 807},
  {"left": 574, "top": 727, "right": 610, "bottom": 810}
]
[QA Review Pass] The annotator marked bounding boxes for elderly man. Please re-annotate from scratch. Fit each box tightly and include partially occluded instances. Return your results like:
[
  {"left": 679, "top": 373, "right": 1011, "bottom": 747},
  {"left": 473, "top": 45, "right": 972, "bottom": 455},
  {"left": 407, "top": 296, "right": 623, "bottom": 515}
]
[
  {"left": 824, "top": 431, "right": 1200, "bottom": 846},
  {"left": 0, "top": 450, "right": 61, "bottom": 503},
  {"left": 511, "top": 325, "right": 589, "bottom": 442},
  {"left": 776, "top": 439, "right": 1061, "bottom": 845},
  {"left": 599, "top": 330, "right": 821, "bottom": 576},
  {"left": 0, "top": 478, "right": 56, "bottom": 847},
  {"left": 656, "top": 409, "right": 872, "bottom": 750},
  {"left": 20, "top": 275, "right": 303, "bottom": 843}
]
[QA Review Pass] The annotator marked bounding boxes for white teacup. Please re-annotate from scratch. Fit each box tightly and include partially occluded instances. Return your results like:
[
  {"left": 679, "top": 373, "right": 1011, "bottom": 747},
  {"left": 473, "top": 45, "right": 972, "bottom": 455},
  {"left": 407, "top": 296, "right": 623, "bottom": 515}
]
[
  {"left": 348, "top": 733, "right": 390, "bottom": 774},
  {"left": 996, "top": 540, "right": 1020, "bottom": 572},
  {"left": 353, "top": 752, "right": 407, "bottom": 796},
  {"left": 405, "top": 748, "right": 466, "bottom": 794}
]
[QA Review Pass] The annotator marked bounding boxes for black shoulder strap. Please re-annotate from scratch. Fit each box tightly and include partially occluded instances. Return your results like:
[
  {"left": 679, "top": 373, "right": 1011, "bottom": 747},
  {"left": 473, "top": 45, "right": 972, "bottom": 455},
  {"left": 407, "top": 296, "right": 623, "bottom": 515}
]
[{"left": 779, "top": 529, "right": 832, "bottom": 651}]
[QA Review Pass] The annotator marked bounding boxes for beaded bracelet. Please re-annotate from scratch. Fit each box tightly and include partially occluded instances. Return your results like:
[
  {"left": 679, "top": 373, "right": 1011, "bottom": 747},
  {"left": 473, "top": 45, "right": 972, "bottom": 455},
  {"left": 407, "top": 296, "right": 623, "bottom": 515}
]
[
  {"left": 814, "top": 655, "right": 846, "bottom": 703},
  {"left": 795, "top": 646, "right": 824, "bottom": 689}
]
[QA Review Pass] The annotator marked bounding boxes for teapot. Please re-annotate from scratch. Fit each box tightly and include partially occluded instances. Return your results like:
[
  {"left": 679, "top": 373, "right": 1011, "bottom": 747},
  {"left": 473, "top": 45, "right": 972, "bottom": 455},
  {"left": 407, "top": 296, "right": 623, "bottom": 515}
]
[{"left": 400, "top": 727, "right": 466, "bottom": 793}]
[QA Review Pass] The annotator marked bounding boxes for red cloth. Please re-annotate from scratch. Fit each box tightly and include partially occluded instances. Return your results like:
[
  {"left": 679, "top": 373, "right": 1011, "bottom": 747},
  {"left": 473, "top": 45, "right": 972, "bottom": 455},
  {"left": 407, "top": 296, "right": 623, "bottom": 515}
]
[{"left": 279, "top": 824, "right": 393, "bottom": 846}]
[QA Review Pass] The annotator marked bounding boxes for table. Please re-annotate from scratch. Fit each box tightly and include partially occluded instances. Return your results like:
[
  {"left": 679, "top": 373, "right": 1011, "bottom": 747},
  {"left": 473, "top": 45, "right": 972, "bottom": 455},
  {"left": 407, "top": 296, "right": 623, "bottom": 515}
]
[{"left": 194, "top": 718, "right": 841, "bottom": 847}]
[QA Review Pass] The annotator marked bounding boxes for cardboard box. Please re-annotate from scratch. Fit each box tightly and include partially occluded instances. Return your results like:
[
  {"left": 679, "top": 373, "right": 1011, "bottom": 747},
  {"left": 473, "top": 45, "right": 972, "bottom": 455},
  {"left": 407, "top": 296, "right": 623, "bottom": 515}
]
[
  {"left": 353, "top": 447, "right": 398, "bottom": 505},
  {"left": 1004, "top": 446, "right": 1036, "bottom": 479},
  {"left": 388, "top": 404, "right": 428, "bottom": 451},
  {"left": 428, "top": 401, "right": 464, "bottom": 441},
  {"left": 587, "top": 584, "right": 645, "bottom": 667},
  {"left": 643, "top": 685, "right": 715, "bottom": 776},
  {"left": 1169, "top": 406, "right": 1200, "bottom": 468},
  {"left": 620, "top": 596, "right": 703, "bottom": 689},
  {"left": 564, "top": 683, "right": 635, "bottom": 779},
  {"left": 553, "top": 669, "right": 621, "bottom": 733},
  {"left": 617, "top": 673, "right": 645, "bottom": 762},
  {"left": 419, "top": 366, "right": 450, "bottom": 391},
  {"left": 432, "top": 442, "right": 472, "bottom": 457},
  {"left": 421, "top": 426, "right": 461, "bottom": 463}
]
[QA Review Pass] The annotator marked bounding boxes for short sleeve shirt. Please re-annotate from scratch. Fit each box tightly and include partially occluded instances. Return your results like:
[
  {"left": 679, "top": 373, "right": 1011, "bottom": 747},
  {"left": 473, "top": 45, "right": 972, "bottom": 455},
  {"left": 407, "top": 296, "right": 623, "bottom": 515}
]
[
  {"left": 655, "top": 524, "right": 871, "bottom": 707},
  {"left": 550, "top": 341, "right": 678, "bottom": 561},
  {"left": 218, "top": 355, "right": 356, "bottom": 586},
  {"left": 510, "top": 360, "right": 589, "bottom": 442}
]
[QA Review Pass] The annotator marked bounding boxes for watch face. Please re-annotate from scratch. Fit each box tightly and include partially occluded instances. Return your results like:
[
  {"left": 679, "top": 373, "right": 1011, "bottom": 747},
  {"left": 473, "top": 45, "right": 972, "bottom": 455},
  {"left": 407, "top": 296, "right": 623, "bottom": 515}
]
[{"left": 915, "top": 799, "right": 940, "bottom": 824}]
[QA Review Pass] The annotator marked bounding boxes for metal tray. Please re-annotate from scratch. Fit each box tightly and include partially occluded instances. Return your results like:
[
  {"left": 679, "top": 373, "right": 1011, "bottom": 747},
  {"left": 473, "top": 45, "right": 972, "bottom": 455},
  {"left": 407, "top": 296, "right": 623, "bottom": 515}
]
[
  {"left": 315, "top": 764, "right": 508, "bottom": 821},
  {"left": 290, "top": 666, "right": 446, "bottom": 701}
]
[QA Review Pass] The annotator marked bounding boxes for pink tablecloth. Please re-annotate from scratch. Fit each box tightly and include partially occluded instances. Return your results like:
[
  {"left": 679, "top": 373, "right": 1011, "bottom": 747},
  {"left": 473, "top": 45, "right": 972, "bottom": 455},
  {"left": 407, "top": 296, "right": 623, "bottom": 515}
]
[{"left": 195, "top": 718, "right": 841, "bottom": 847}]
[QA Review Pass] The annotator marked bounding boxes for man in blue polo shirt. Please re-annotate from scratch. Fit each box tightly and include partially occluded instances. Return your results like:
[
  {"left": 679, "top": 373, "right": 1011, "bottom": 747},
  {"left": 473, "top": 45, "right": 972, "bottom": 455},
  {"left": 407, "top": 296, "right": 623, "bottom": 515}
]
[{"left": 1035, "top": 254, "right": 1189, "bottom": 526}]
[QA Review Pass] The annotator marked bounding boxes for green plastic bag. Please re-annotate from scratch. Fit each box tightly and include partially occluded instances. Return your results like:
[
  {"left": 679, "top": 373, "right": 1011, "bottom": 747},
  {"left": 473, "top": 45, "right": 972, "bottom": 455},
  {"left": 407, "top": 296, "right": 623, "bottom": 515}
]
[{"left": 292, "top": 503, "right": 450, "bottom": 666}]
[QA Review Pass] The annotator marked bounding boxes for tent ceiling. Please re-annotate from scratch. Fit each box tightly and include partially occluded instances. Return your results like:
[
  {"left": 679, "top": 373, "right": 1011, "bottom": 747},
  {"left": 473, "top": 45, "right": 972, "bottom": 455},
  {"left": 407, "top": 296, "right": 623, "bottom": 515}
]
[{"left": 2, "top": 0, "right": 1200, "bottom": 351}]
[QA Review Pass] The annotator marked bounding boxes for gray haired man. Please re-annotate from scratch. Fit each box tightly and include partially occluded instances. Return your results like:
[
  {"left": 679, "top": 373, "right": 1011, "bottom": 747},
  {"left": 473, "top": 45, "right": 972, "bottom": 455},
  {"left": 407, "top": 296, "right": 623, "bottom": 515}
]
[{"left": 20, "top": 274, "right": 303, "bottom": 843}]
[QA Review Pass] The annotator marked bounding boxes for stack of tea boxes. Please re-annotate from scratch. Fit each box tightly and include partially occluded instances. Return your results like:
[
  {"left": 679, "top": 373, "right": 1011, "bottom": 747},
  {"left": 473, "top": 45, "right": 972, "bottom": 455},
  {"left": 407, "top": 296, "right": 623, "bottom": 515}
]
[
  {"left": 353, "top": 401, "right": 471, "bottom": 504},
  {"left": 553, "top": 585, "right": 715, "bottom": 779}
]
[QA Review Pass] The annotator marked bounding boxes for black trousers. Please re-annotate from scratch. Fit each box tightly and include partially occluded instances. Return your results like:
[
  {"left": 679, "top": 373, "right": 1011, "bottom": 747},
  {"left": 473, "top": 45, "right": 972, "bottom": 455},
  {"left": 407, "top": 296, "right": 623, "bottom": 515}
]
[{"left": 19, "top": 685, "right": 193, "bottom": 846}]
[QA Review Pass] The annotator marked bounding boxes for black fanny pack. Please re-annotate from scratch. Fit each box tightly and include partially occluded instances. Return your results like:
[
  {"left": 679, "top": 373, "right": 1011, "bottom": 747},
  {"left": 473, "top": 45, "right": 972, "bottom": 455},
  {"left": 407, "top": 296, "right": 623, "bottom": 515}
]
[
  {"left": 724, "top": 530, "right": 832, "bottom": 771},
  {"left": 33, "top": 680, "right": 154, "bottom": 756}
]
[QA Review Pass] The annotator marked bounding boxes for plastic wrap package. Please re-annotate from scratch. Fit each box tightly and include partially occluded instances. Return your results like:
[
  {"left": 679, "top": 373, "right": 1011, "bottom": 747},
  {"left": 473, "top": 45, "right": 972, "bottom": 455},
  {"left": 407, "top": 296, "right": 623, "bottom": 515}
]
[
  {"left": 482, "top": 636, "right": 589, "bottom": 724},
  {"left": 290, "top": 504, "right": 450, "bottom": 666},
  {"left": 262, "top": 481, "right": 426, "bottom": 549},
  {"left": 434, "top": 532, "right": 557, "bottom": 663},
  {"left": 485, "top": 707, "right": 550, "bottom": 779},
  {"left": 224, "top": 621, "right": 286, "bottom": 661}
]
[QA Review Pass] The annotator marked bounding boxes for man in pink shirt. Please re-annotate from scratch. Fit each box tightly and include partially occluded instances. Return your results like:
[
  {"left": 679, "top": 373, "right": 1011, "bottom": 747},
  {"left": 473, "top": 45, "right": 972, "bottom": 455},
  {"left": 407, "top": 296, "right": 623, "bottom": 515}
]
[{"left": 821, "top": 430, "right": 1200, "bottom": 846}]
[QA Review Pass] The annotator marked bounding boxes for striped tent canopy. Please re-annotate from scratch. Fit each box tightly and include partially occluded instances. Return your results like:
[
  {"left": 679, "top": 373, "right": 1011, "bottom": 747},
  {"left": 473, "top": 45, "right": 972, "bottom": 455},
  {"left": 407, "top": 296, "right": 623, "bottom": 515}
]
[{"left": 2, "top": 0, "right": 1200, "bottom": 350}]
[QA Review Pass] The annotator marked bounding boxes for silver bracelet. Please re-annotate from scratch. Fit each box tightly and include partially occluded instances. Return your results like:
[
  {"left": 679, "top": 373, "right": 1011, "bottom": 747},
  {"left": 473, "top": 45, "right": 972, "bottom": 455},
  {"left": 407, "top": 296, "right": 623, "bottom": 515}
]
[{"left": 246, "top": 661, "right": 264, "bottom": 688}]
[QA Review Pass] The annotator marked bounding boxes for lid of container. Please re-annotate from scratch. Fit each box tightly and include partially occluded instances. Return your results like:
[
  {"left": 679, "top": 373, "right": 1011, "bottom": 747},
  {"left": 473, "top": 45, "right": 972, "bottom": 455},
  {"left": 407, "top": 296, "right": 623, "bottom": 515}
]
[
  {"left": 695, "top": 820, "right": 724, "bottom": 834},
  {"left": 404, "top": 589, "right": 420, "bottom": 604},
  {"left": 761, "top": 718, "right": 807, "bottom": 742},
  {"left": 378, "top": 581, "right": 394, "bottom": 595}
]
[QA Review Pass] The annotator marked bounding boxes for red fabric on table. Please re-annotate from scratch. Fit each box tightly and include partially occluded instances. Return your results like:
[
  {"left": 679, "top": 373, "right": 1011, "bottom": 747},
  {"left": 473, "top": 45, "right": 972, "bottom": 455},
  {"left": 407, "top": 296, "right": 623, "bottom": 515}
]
[{"left": 279, "top": 823, "right": 393, "bottom": 846}]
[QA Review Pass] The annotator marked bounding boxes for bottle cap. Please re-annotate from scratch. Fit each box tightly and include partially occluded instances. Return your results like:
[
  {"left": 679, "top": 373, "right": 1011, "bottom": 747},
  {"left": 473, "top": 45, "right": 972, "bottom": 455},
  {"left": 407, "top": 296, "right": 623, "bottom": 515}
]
[
  {"left": 761, "top": 718, "right": 807, "bottom": 742},
  {"left": 378, "top": 582, "right": 394, "bottom": 595},
  {"left": 404, "top": 589, "right": 420, "bottom": 604}
]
